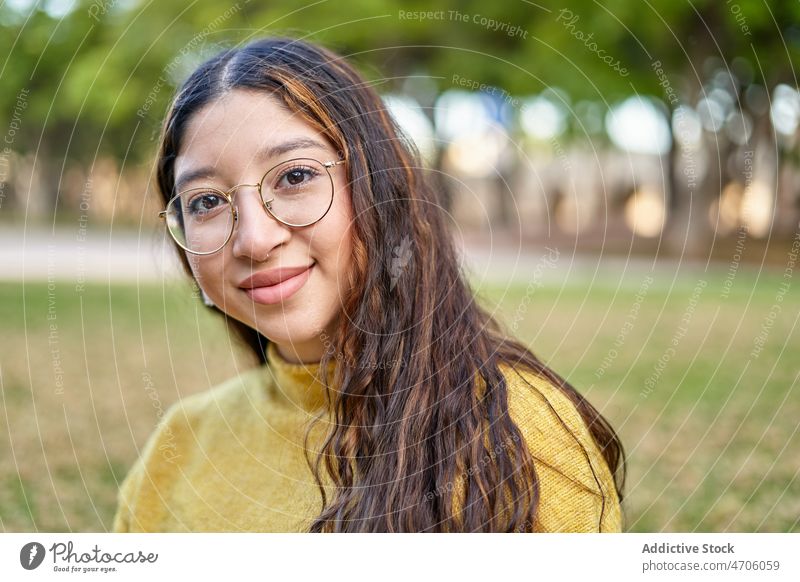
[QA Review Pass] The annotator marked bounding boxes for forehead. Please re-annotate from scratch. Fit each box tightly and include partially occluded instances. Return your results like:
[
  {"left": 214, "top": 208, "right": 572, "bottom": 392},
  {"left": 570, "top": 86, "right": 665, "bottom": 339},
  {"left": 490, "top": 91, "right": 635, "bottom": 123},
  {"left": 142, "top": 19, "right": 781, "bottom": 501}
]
[{"left": 174, "top": 89, "right": 332, "bottom": 175}]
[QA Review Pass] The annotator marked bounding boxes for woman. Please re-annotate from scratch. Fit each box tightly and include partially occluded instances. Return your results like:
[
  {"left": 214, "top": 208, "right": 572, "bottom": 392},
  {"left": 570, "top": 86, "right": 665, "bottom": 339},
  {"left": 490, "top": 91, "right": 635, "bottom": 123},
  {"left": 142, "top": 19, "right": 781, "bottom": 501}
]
[{"left": 113, "top": 36, "right": 626, "bottom": 533}]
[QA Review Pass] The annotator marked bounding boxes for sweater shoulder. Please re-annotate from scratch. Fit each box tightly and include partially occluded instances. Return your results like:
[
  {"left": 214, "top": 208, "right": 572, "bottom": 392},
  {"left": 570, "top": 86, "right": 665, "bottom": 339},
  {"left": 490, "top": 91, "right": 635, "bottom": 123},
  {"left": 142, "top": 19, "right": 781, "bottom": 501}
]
[
  {"left": 500, "top": 363, "right": 622, "bottom": 532},
  {"left": 137, "top": 364, "right": 272, "bottom": 463},
  {"left": 111, "top": 366, "right": 271, "bottom": 532},
  {"left": 172, "top": 365, "right": 271, "bottom": 420}
]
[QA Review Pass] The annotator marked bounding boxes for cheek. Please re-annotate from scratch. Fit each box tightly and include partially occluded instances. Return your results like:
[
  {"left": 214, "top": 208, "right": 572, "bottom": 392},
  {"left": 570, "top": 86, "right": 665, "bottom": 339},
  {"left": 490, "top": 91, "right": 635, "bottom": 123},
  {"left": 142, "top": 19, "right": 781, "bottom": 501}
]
[
  {"left": 310, "top": 190, "right": 355, "bottom": 298},
  {"left": 187, "top": 254, "right": 224, "bottom": 298},
  {"left": 327, "top": 191, "right": 355, "bottom": 275}
]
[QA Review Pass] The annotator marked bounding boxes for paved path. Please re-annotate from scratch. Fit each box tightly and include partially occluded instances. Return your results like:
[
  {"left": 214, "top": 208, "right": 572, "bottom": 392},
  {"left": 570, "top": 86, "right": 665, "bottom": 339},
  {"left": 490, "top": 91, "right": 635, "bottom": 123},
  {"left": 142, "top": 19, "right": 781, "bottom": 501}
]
[
  {"left": 0, "top": 225, "right": 177, "bottom": 283},
  {"left": 0, "top": 225, "right": 746, "bottom": 287}
]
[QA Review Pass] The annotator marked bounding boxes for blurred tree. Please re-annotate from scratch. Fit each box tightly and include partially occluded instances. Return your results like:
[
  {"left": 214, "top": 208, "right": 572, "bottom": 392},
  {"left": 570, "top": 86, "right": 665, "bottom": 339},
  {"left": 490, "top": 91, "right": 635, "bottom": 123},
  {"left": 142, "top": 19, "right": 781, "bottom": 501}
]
[{"left": 0, "top": 0, "right": 797, "bottom": 241}]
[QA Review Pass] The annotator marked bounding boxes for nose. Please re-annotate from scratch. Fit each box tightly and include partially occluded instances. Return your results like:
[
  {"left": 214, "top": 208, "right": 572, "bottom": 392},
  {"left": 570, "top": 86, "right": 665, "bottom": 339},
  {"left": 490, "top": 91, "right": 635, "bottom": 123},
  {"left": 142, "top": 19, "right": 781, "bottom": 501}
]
[{"left": 230, "top": 185, "right": 290, "bottom": 261}]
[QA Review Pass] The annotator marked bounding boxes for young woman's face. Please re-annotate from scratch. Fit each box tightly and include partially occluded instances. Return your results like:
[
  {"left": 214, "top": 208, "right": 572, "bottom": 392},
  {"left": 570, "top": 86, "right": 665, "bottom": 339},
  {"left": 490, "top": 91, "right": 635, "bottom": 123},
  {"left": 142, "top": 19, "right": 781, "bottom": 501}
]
[{"left": 173, "top": 89, "right": 354, "bottom": 363}]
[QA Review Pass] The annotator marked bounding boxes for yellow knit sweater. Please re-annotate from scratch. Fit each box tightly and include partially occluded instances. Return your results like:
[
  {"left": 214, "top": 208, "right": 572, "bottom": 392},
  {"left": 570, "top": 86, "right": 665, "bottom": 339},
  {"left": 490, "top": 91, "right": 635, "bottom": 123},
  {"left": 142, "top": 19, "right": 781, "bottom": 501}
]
[{"left": 112, "top": 343, "right": 622, "bottom": 532}]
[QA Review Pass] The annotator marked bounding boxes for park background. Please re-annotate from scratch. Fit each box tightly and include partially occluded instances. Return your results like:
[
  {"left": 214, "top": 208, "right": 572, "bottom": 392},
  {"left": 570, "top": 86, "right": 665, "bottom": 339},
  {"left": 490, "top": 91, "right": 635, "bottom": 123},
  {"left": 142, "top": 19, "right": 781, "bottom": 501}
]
[{"left": 0, "top": 0, "right": 798, "bottom": 532}]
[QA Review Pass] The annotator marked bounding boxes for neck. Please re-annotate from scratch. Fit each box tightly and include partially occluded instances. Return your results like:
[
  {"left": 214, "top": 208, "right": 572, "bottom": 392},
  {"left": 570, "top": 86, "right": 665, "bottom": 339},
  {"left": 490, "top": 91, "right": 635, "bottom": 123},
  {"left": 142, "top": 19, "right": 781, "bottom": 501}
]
[
  {"left": 272, "top": 314, "right": 342, "bottom": 364},
  {"left": 274, "top": 339, "right": 326, "bottom": 364}
]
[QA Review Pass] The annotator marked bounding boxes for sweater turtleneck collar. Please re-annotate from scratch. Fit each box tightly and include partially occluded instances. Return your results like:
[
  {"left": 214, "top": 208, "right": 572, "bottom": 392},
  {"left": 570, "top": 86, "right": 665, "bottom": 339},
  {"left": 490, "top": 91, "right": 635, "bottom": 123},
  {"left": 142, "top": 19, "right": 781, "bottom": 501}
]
[{"left": 265, "top": 341, "right": 338, "bottom": 412}]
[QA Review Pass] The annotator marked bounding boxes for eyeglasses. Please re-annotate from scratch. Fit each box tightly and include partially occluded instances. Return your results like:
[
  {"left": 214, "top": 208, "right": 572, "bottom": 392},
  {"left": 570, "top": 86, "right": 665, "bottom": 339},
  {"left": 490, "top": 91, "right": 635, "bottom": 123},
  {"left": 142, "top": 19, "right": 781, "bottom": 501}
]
[{"left": 159, "top": 156, "right": 346, "bottom": 255}]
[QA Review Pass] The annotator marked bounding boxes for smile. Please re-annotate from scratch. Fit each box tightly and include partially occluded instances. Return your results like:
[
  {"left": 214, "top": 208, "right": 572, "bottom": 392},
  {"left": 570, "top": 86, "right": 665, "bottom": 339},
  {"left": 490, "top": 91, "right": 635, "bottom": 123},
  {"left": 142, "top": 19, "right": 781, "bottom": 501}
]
[{"left": 242, "top": 263, "right": 314, "bottom": 305}]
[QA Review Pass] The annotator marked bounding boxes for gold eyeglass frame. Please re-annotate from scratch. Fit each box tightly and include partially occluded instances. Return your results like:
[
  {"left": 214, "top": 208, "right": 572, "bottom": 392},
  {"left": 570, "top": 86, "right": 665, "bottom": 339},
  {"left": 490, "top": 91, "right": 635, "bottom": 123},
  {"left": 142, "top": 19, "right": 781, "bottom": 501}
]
[{"left": 159, "top": 157, "right": 346, "bottom": 256}]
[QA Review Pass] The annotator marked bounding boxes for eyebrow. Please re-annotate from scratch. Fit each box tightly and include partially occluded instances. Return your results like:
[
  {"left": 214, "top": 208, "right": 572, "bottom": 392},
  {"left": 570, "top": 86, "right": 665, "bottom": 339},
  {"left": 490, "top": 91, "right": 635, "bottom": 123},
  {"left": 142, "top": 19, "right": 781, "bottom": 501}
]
[
  {"left": 258, "top": 137, "right": 329, "bottom": 161},
  {"left": 174, "top": 137, "right": 330, "bottom": 192}
]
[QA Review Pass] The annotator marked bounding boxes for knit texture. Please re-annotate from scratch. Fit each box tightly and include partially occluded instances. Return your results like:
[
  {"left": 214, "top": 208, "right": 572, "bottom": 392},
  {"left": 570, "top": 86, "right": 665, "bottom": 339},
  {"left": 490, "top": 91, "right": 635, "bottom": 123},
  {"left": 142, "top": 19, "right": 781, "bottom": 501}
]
[{"left": 112, "top": 343, "right": 622, "bottom": 532}]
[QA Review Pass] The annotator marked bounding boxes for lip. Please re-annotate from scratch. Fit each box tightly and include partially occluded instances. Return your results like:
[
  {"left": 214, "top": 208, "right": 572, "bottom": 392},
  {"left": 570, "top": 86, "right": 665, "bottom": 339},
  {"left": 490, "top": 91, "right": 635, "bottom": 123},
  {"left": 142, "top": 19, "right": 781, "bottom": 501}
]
[{"left": 239, "top": 263, "right": 315, "bottom": 305}]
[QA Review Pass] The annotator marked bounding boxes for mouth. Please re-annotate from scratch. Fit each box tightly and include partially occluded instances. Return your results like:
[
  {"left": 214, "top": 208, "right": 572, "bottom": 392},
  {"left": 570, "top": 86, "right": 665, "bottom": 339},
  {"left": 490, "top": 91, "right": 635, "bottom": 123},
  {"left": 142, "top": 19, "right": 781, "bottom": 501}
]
[{"left": 241, "top": 262, "right": 315, "bottom": 305}]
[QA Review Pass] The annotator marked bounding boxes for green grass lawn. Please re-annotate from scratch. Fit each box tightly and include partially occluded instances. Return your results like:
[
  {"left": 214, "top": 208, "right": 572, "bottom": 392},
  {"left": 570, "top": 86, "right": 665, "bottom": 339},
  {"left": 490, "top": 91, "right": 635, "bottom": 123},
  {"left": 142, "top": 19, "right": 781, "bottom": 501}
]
[{"left": 1, "top": 269, "right": 797, "bottom": 532}]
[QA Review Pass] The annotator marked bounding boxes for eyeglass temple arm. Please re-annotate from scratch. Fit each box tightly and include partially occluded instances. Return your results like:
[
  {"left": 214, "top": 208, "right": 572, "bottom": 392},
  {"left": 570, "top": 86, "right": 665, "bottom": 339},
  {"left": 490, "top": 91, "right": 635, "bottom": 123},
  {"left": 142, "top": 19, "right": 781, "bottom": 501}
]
[{"left": 323, "top": 160, "right": 346, "bottom": 168}]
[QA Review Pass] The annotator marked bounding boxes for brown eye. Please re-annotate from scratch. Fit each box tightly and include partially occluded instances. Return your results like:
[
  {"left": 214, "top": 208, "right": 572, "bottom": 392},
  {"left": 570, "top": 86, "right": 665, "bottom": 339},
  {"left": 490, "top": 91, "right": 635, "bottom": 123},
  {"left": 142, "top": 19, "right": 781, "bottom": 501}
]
[
  {"left": 276, "top": 166, "right": 320, "bottom": 190},
  {"left": 187, "top": 192, "right": 225, "bottom": 216},
  {"left": 286, "top": 170, "right": 305, "bottom": 185}
]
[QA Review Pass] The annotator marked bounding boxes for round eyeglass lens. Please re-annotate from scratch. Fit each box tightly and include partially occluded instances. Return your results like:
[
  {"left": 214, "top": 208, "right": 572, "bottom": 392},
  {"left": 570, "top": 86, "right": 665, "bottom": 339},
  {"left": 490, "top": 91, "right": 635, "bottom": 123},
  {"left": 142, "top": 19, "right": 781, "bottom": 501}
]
[
  {"left": 260, "top": 158, "right": 334, "bottom": 226},
  {"left": 165, "top": 188, "right": 234, "bottom": 254}
]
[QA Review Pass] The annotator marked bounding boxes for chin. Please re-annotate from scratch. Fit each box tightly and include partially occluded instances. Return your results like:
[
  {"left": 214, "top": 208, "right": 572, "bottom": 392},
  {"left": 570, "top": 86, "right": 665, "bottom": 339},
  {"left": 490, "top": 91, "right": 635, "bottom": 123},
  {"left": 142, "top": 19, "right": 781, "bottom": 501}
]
[{"left": 252, "top": 317, "right": 325, "bottom": 346}]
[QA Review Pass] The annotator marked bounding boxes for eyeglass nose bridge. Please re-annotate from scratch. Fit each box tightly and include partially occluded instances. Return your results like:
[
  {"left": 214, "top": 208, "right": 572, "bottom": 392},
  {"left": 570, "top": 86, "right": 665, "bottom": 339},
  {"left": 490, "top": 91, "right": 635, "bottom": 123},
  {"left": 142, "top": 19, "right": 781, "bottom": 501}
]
[{"left": 222, "top": 182, "right": 270, "bottom": 222}]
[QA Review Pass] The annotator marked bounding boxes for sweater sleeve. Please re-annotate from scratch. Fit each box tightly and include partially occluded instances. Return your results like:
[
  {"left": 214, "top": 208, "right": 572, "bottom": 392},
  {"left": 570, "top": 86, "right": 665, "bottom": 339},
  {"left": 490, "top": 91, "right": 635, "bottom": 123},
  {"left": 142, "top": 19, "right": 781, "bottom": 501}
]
[
  {"left": 504, "top": 366, "right": 623, "bottom": 532},
  {"left": 111, "top": 399, "right": 195, "bottom": 533},
  {"left": 111, "top": 453, "right": 144, "bottom": 532}
]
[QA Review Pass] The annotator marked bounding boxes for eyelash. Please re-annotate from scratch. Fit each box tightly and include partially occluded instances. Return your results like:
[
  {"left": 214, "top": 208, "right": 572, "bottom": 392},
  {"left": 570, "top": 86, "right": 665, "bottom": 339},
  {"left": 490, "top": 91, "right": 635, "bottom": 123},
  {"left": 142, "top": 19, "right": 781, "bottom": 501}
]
[{"left": 273, "top": 165, "right": 321, "bottom": 188}]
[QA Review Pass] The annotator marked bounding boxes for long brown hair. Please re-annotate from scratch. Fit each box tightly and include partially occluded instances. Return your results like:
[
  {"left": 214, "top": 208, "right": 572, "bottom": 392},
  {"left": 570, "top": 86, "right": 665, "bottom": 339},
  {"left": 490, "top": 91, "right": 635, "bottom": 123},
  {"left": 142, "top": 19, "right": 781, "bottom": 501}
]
[{"left": 155, "top": 36, "right": 626, "bottom": 532}]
